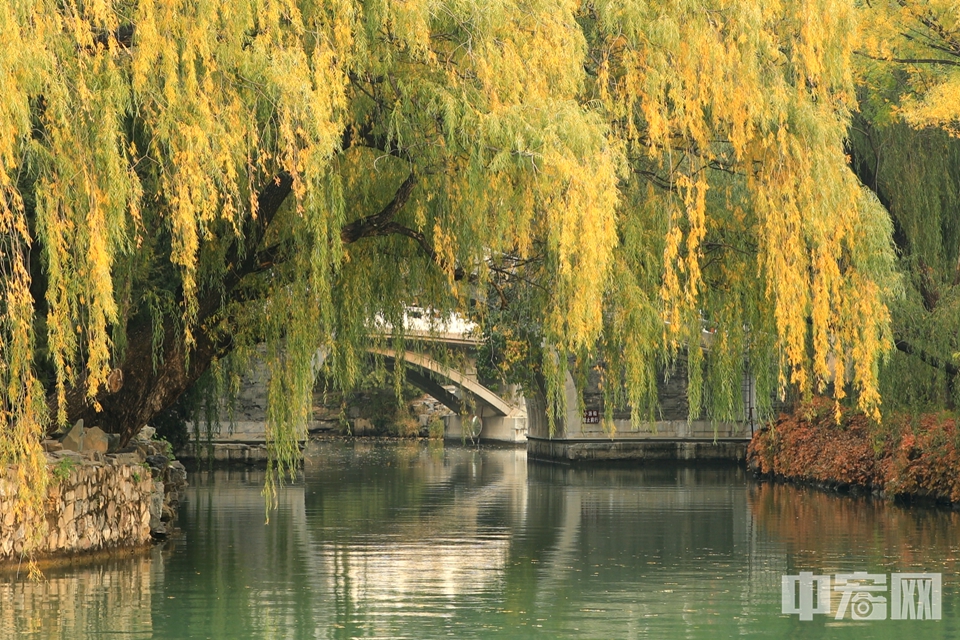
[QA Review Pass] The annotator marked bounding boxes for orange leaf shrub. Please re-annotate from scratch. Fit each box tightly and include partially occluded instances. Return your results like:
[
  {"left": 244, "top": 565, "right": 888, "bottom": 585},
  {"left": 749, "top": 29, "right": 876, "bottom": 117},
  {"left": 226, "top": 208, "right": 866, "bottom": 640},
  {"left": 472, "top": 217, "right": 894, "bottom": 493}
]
[{"left": 748, "top": 397, "right": 960, "bottom": 504}]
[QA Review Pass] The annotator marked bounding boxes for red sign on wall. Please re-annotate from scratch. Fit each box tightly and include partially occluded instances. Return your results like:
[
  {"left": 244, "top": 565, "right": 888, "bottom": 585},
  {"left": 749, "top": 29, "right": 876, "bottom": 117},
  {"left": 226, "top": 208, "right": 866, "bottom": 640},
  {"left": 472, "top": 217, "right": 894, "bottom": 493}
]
[{"left": 583, "top": 409, "right": 600, "bottom": 424}]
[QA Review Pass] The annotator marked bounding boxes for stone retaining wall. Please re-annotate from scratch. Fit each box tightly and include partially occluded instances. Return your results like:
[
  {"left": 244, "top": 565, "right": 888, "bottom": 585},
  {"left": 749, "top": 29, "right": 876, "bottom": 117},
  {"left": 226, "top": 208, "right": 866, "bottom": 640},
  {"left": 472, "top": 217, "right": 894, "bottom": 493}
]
[
  {"left": 0, "top": 452, "right": 175, "bottom": 562},
  {"left": 527, "top": 436, "right": 750, "bottom": 462},
  {"left": 177, "top": 442, "right": 270, "bottom": 465}
]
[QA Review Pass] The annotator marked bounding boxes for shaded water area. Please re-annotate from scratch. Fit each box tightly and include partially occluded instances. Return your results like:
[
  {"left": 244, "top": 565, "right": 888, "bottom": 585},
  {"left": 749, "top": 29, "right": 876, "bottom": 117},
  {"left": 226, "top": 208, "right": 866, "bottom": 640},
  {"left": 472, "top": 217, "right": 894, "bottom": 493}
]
[{"left": 2, "top": 439, "right": 959, "bottom": 638}]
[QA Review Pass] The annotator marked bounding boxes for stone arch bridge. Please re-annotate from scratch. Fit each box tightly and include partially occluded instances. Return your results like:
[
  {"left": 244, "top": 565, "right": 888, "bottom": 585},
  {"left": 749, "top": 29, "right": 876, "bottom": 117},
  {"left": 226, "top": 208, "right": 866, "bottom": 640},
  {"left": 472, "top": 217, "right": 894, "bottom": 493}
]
[
  {"left": 192, "top": 310, "right": 756, "bottom": 458},
  {"left": 364, "top": 311, "right": 529, "bottom": 443},
  {"left": 205, "top": 312, "right": 531, "bottom": 444}
]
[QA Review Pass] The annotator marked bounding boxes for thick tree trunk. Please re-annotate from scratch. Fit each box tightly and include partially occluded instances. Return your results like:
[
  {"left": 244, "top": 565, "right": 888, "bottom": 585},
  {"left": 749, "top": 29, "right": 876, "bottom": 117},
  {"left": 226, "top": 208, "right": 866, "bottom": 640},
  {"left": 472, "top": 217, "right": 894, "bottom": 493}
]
[
  {"left": 50, "top": 174, "right": 294, "bottom": 447},
  {"left": 49, "top": 162, "right": 426, "bottom": 446},
  {"left": 59, "top": 294, "right": 227, "bottom": 447}
]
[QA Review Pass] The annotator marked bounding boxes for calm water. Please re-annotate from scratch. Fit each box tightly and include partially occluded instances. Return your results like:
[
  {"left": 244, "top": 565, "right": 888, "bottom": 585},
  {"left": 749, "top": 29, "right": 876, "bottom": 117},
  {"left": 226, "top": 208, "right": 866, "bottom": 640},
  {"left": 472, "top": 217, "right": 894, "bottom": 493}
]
[{"left": 2, "top": 440, "right": 959, "bottom": 639}]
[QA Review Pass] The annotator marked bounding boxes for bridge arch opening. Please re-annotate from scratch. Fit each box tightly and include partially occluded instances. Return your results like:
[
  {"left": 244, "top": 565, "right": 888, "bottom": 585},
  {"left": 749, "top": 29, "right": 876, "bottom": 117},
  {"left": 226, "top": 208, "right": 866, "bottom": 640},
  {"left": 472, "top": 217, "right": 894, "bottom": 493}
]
[{"left": 371, "top": 347, "right": 512, "bottom": 417}]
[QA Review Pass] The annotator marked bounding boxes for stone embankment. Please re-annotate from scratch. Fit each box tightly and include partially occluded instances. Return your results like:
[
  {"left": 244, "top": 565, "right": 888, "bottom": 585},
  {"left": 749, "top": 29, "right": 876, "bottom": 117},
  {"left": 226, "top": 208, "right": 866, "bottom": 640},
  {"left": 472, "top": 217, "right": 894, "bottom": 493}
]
[
  {"left": 178, "top": 442, "right": 270, "bottom": 465},
  {"left": 0, "top": 425, "right": 187, "bottom": 564}
]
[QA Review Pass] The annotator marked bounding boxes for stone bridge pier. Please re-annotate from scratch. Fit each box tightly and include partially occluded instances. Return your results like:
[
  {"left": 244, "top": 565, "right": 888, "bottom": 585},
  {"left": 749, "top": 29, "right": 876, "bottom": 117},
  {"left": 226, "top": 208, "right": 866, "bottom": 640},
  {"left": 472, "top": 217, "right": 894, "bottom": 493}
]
[{"left": 440, "top": 400, "right": 529, "bottom": 444}]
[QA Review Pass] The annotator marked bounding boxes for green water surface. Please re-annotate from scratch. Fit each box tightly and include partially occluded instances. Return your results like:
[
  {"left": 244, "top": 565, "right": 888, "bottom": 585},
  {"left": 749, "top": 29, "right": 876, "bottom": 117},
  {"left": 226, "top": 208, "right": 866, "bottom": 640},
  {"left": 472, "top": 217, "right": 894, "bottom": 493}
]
[{"left": 2, "top": 440, "right": 958, "bottom": 639}]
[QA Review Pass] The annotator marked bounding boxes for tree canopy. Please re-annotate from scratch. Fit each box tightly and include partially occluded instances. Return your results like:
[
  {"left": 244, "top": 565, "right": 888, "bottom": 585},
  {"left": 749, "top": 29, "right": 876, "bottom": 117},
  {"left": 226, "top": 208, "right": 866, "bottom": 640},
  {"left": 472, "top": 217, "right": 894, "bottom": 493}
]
[
  {"left": 850, "top": 0, "right": 960, "bottom": 410},
  {"left": 1, "top": 0, "right": 928, "bottom": 528}
]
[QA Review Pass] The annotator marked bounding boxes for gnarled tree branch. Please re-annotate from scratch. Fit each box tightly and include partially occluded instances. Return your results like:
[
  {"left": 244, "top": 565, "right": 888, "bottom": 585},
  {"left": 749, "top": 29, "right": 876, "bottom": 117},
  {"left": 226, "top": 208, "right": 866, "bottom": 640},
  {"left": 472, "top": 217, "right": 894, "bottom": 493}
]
[
  {"left": 340, "top": 173, "right": 418, "bottom": 244},
  {"left": 894, "top": 336, "right": 960, "bottom": 377}
]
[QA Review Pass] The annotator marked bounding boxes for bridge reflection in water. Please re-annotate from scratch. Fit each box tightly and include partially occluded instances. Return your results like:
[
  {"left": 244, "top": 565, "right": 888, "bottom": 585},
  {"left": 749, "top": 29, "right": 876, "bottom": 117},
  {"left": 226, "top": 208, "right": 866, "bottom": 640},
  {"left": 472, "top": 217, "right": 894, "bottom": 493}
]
[{"left": 5, "top": 441, "right": 960, "bottom": 638}]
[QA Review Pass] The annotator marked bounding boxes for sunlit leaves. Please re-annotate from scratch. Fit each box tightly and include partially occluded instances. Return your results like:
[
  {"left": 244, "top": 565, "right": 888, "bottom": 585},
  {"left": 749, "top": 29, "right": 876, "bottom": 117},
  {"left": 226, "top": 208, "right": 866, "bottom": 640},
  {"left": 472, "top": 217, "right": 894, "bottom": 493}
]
[
  {"left": 587, "top": 0, "right": 896, "bottom": 422},
  {"left": 858, "top": 0, "right": 960, "bottom": 132}
]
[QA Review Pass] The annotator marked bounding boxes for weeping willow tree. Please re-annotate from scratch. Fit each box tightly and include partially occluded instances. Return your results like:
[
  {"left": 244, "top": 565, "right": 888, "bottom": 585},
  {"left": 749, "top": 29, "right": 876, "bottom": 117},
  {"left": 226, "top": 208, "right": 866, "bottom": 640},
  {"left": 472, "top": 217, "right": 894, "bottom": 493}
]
[
  {"left": 579, "top": 0, "right": 899, "bottom": 428},
  {"left": 1, "top": 0, "right": 901, "bottom": 534},
  {"left": 850, "top": 0, "right": 960, "bottom": 410}
]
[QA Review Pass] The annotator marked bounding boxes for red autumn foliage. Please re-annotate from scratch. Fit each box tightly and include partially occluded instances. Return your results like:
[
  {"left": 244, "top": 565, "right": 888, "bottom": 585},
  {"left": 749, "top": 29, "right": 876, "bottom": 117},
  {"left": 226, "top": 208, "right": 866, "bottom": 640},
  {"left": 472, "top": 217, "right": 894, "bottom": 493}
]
[{"left": 748, "top": 397, "right": 960, "bottom": 503}]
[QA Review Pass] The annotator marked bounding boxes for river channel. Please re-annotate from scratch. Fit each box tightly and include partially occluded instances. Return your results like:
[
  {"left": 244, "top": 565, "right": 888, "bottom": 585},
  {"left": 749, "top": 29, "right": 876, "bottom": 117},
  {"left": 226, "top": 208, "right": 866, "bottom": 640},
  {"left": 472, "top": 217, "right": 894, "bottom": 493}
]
[{"left": 1, "top": 440, "right": 958, "bottom": 638}]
